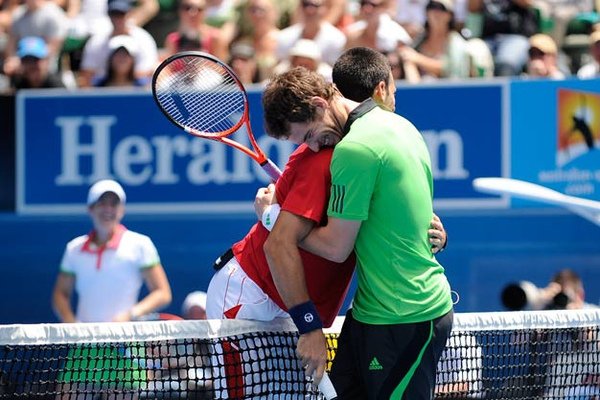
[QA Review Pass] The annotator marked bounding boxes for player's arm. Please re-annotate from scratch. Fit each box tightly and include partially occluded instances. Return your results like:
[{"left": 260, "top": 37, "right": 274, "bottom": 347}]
[
  {"left": 128, "top": 0, "right": 159, "bottom": 27},
  {"left": 52, "top": 272, "right": 77, "bottom": 323},
  {"left": 264, "top": 210, "right": 313, "bottom": 306},
  {"left": 113, "top": 264, "right": 172, "bottom": 321},
  {"left": 263, "top": 211, "right": 328, "bottom": 382},
  {"left": 300, "top": 217, "right": 361, "bottom": 263},
  {"left": 262, "top": 205, "right": 448, "bottom": 255}
]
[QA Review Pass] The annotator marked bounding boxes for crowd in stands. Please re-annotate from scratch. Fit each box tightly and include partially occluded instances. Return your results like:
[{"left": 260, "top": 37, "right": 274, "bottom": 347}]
[{"left": 1, "top": 0, "right": 600, "bottom": 92}]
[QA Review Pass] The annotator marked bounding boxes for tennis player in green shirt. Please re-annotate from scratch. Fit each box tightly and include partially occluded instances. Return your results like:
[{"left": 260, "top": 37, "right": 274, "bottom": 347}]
[{"left": 262, "top": 48, "right": 453, "bottom": 399}]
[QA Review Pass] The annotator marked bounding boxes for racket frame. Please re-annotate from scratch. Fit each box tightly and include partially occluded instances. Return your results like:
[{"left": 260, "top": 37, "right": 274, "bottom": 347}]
[{"left": 152, "top": 51, "right": 281, "bottom": 179}]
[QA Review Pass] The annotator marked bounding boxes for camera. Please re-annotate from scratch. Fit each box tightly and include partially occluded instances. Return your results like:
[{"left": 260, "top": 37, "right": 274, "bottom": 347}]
[{"left": 501, "top": 281, "right": 571, "bottom": 311}]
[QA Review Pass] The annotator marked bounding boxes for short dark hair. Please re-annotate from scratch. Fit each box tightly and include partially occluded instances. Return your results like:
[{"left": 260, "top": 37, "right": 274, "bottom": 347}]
[
  {"left": 332, "top": 47, "right": 391, "bottom": 102},
  {"left": 262, "top": 67, "right": 337, "bottom": 139}
]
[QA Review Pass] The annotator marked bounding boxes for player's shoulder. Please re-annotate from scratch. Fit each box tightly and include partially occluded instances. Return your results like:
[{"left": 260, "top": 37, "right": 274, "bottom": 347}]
[
  {"left": 288, "top": 144, "right": 333, "bottom": 165},
  {"left": 65, "top": 234, "right": 89, "bottom": 250},
  {"left": 362, "top": 107, "right": 420, "bottom": 135},
  {"left": 122, "top": 229, "right": 153, "bottom": 244}
]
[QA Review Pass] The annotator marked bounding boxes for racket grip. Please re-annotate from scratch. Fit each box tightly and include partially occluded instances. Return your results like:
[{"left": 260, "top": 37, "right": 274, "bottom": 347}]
[
  {"left": 261, "top": 158, "right": 282, "bottom": 181},
  {"left": 318, "top": 373, "right": 338, "bottom": 400}
]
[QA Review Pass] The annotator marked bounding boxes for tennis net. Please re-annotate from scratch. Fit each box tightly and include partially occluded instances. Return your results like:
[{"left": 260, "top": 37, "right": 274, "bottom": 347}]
[{"left": 0, "top": 309, "right": 599, "bottom": 399}]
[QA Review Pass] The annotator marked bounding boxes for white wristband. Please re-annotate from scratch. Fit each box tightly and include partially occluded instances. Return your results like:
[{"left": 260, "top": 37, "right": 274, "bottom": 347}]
[{"left": 261, "top": 204, "right": 281, "bottom": 232}]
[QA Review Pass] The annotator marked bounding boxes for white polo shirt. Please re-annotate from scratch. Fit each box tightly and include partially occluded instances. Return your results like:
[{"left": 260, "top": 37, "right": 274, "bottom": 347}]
[{"left": 59, "top": 225, "right": 160, "bottom": 322}]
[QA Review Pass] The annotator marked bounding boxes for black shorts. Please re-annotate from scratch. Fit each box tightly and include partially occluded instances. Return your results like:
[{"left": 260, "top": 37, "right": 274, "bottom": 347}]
[{"left": 330, "top": 308, "right": 454, "bottom": 400}]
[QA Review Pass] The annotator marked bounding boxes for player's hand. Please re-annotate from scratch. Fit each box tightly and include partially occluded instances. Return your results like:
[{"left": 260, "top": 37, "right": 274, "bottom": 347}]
[
  {"left": 254, "top": 183, "right": 276, "bottom": 220},
  {"left": 297, "top": 329, "right": 328, "bottom": 384},
  {"left": 429, "top": 213, "right": 447, "bottom": 254},
  {"left": 112, "top": 310, "right": 132, "bottom": 322}
]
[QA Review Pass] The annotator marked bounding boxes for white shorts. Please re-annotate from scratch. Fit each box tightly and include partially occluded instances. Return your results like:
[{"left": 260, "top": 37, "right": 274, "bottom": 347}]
[
  {"left": 206, "top": 254, "right": 304, "bottom": 399},
  {"left": 206, "top": 255, "right": 289, "bottom": 321}
]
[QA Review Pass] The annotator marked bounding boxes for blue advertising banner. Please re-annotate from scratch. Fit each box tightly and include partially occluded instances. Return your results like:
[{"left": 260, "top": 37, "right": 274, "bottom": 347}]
[
  {"left": 17, "top": 88, "right": 296, "bottom": 214},
  {"left": 17, "top": 82, "right": 506, "bottom": 215},
  {"left": 511, "top": 78, "right": 600, "bottom": 205},
  {"left": 396, "top": 82, "right": 507, "bottom": 208}
]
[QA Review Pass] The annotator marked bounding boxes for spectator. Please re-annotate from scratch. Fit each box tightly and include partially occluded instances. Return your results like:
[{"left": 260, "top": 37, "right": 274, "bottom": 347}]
[
  {"left": 393, "top": 0, "right": 429, "bottom": 39},
  {"left": 10, "top": 36, "right": 66, "bottom": 90},
  {"left": 181, "top": 290, "right": 208, "bottom": 319},
  {"left": 61, "top": 0, "right": 158, "bottom": 78},
  {"left": 577, "top": 30, "right": 600, "bottom": 79},
  {"left": 435, "top": 333, "right": 484, "bottom": 399},
  {"left": 228, "top": 41, "right": 260, "bottom": 84},
  {"left": 233, "top": 0, "right": 296, "bottom": 39},
  {"left": 545, "top": 326, "right": 600, "bottom": 399},
  {"left": 383, "top": 49, "right": 405, "bottom": 79},
  {"left": 533, "top": 0, "right": 595, "bottom": 47},
  {"left": 127, "top": 0, "right": 159, "bottom": 28},
  {"left": 272, "top": 38, "right": 333, "bottom": 81},
  {"left": 501, "top": 268, "right": 597, "bottom": 311},
  {"left": 142, "top": 290, "right": 212, "bottom": 399},
  {"left": 0, "top": 0, "right": 19, "bottom": 58},
  {"left": 396, "top": 0, "right": 469, "bottom": 38},
  {"left": 93, "top": 35, "right": 149, "bottom": 86},
  {"left": 470, "top": 0, "right": 538, "bottom": 76},
  {"left": 465, "top": 37, "right": 495, "bottom": 77},
  {"left": 231, "top": 0, "right": 280, "bottom": 81},
  {"left": 542, "top": 269, "right": 600, "bottom": 399},
  {"left": 204, "top": 0, "right": 237, "bottom": 45},
  {"left": 3, "top": 0, "right": 67, "bottom": 77},
  {"left": 548, "top": 268, "right": 596, "bottom": 310},
  {"left": 51, "top": 179, "right": 172, "bottom": 323},
  {"left": 276, "top": 0, "right": 346, "bottom": 67},
  {"left": 62, "top": 0, "right": 159, "bottom": 39},
  {"left": 345, "top": 0, "right": 411, "bottom": 54},
  {"left": 78, "top": 0, "right": 158, "bottom": 87},
  {"left": 161, "top": 0, "right": 227, "bottom": 60},
  {"left": 323, "top": 0, "right": 354, "bottom": 29},
  {"left": 398, "top": 0, "right": 470, "bottom": 82},
  {"left": 523, "top": 33, "right": 567, "bottom": 79},
  {"left": 62, "top": 0, "right": 112, "bottom": 41}
]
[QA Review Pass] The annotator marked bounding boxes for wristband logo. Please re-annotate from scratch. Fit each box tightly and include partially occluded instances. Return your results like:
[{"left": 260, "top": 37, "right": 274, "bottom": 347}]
[{"left": 304, "top": 313, "right": 314, "bottom": 323}]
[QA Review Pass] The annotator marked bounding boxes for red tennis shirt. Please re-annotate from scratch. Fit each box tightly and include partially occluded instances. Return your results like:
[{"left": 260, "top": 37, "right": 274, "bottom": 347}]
[{"left": 232, "top": 144, "right": 356, "bottom": 328}]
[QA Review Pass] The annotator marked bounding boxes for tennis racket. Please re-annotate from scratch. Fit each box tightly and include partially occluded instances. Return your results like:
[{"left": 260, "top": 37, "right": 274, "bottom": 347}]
[
  {"left": 473, "top": 177, "right": 600, "bottom": 227},
  {"left": 151, "top": 51, "right": 281, "bottom": 181}
]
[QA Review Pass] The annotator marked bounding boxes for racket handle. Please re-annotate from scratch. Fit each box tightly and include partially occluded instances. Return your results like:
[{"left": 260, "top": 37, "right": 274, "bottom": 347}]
[
  {"left": 261, "top": 158, "right": 282, "bottom": 181},
  {"left": 318, "top": 373, "right": 338, "bottom": 400}
]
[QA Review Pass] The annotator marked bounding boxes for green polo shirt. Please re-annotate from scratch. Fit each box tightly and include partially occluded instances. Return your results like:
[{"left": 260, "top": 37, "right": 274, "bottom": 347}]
[{"left": 328, "top": 99, "right": 452, "bottom": 325}]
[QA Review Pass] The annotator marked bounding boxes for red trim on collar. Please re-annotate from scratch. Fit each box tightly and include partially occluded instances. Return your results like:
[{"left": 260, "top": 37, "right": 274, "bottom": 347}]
[
  {"left": 80, "top": 225, "right": 127, "bottom": 269},
  {"left": 82, "top": 224, "right": 127, "bottom": 252}
]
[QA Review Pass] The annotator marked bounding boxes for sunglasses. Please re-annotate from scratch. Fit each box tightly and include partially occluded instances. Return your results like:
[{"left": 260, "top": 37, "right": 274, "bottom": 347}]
[
  {"left": 528, "top": 47, "right": 546, "bottom": 58},
  {"left": 360, "top": 0, "right": 384, "bottom": 8},
  {"left": 179, "top": 4, "right": 204, "bottom": 12},
  {"left": 301, "top": 1, "right": 322, "bottom": 8},
  {"left": 248, "top": 5, "right": 267, "bottom": 13},
  {"left": 108, "top": 10, "right": 127, "bottom": 16}
]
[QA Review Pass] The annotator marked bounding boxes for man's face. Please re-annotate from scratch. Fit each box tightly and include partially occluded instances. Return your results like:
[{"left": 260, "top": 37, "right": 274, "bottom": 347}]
[
  {"left": 21, "top": 56, "right": 47, "bottom": 86},
  {"left": 300, "top": 0, "right": 325, "bottom": 21},
  {"left": 287, "top": 109, "right": 344, "bottom": 152}
]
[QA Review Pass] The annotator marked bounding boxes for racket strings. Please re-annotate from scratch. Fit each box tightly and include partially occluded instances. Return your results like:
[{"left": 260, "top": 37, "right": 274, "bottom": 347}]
[{"left": 154, "top": 56, "right": 246, "bottom": 136}]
